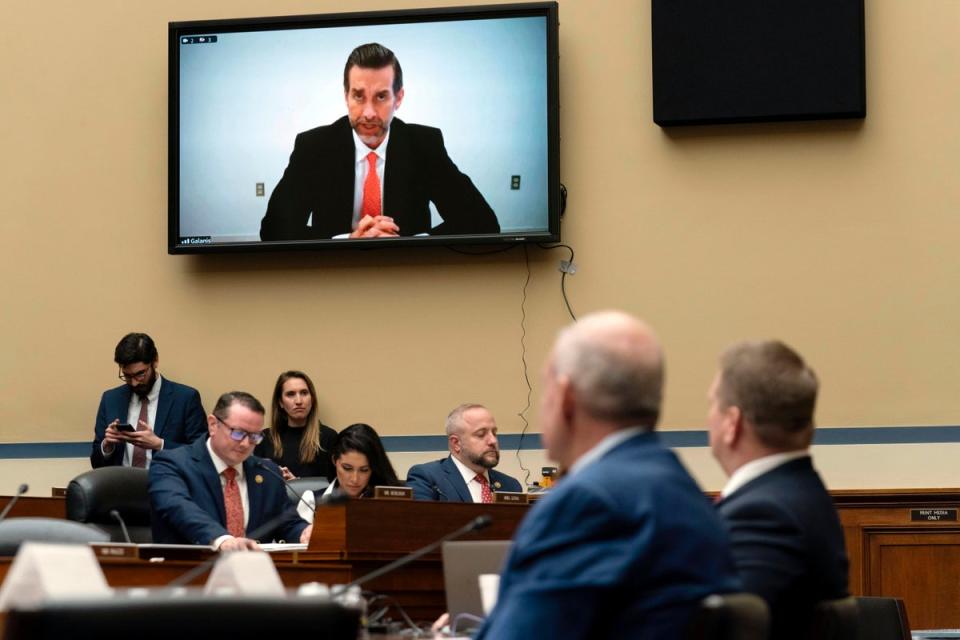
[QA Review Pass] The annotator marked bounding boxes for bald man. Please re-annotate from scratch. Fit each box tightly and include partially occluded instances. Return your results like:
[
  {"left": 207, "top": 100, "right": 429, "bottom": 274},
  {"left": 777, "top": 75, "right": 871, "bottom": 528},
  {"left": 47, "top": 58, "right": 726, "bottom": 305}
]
[{"left": 476, "top": 311, "right": 740, "bottom": 640}]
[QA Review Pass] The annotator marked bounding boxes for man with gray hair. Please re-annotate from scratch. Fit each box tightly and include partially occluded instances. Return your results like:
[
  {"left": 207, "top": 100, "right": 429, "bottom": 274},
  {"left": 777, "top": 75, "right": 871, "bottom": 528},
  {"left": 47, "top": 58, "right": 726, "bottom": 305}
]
[
  {"left": 708, "top": 340, "right": 848, "bottom": 640},
  {"left": 407, "top": 403, "right": 522, "bottom": 501},
  {"left": 476, "top": 311, "right": 739, "bottom": 639}
]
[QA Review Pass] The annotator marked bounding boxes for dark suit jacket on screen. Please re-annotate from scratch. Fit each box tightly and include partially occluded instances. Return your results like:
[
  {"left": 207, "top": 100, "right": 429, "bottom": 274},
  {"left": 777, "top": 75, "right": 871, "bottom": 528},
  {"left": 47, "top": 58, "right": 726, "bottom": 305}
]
[
  {"left": 475, "top": 432, "right": 741, "bottom": 640},
  {"left": 90, "top": 377, "right": 207, "bottom": 468},
  {"left": 406, "top": 456, "right": 522, "bottom": 501},
  {"left": 148, "top": 437, "right": 308, "bottom": 545},
  {"left": 716, "top": 456, "right": 849, "bottom": 640},
  {"left": 260, "top": 116, "right": 499, "bottom": 240}
]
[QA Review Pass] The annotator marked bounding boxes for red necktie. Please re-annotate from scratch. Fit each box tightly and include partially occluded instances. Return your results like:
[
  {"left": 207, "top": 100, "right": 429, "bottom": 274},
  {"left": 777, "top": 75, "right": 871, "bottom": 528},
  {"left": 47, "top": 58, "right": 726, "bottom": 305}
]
[
  {"left": 361, "top": 152, "right": 381, "bottom": 219},
  {"left": 222, "top": 468, "right": 245, "bottom": 538},
  {"left": 476, "top": 473, "right": 494, "bottom": 504},
  {"left": 131, "top": 397, "right": 149, "bottom": 468}
]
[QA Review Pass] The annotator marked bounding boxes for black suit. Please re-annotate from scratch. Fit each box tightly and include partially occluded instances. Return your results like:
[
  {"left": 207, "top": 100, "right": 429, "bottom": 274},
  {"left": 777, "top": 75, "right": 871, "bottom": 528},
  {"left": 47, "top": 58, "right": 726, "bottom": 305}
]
[
  {"left": 260, "top": 116, "right": 499, "bottom": 240},
  {"left": 717, "top": 456, "right": 849, "bottom": 640}
]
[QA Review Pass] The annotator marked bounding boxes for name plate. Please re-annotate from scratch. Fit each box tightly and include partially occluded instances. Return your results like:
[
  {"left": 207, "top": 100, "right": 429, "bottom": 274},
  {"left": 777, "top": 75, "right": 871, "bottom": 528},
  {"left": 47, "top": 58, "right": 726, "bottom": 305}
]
[
  {"left": 374, "top": 486, "right": 413, "bottom": 500},
  {"left": 494, "top": 492, "right": 528, "bottom": 505},
  {"left": 911, "top": 508, "right": 958, "bottom": 522},
  {"left": 91, "top": 543, "right": 138, "bottom": 559}
]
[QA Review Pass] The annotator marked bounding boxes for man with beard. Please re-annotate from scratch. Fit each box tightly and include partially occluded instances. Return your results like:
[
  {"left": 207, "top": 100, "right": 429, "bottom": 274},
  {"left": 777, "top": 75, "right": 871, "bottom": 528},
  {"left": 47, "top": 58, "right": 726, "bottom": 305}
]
[
  {"left": 91, "top": 333, "right": 206, "bottom": 468},
  {"left": 407, "top": 404, "right": 522, "bottom": 501},
  {"left": 259, "top": 42, "right": 499, "bottom": 241}
]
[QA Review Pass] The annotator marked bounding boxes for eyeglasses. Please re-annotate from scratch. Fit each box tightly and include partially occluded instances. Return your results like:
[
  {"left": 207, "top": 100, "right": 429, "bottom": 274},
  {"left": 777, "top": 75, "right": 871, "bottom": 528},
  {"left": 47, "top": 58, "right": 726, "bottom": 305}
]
[
  {"left": 214, "top": 415, "right": 265, "bottom": 445},
  {"left": 118, "top": 366, "right": 152, "bottom": 382}
]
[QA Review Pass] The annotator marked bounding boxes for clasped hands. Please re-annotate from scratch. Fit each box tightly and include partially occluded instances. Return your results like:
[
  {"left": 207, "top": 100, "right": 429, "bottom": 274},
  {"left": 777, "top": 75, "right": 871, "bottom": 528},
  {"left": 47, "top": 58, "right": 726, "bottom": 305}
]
[{"left": 349, "top": 214, "right": 399, "bottom": 238}]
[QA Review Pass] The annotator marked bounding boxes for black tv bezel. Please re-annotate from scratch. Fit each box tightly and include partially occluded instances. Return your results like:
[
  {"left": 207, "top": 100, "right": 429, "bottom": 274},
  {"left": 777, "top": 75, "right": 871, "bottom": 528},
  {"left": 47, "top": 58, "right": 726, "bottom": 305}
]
[{"left": 168, "top": 2, "right": 560, "bottom": 255}]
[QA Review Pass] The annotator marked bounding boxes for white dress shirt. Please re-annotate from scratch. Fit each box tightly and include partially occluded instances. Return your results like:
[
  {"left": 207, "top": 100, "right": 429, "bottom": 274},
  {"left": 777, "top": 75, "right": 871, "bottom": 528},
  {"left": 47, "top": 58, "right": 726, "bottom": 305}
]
[{"left": 451, "top": 454, "right": 493, "bottom": 503}]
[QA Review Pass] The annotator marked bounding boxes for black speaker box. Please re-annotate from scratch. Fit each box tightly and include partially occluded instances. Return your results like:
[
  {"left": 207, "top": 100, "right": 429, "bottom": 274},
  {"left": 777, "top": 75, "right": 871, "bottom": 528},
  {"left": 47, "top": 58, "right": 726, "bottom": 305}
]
[{"left": 652, "top": 0, "right": 866, "bottom": 126}]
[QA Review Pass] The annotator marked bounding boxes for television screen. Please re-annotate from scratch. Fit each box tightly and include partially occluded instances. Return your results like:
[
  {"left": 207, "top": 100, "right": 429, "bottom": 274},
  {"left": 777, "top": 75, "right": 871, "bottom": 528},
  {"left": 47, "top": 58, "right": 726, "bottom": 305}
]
[{"left": 168, "top": 2, "right": 559, "bottom": 254}]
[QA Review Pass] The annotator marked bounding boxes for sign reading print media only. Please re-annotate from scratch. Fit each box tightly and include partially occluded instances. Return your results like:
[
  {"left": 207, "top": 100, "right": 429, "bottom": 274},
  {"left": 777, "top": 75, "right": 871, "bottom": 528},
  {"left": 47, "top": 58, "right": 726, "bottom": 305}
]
[{"left": 911, "top": 508, "right": 959, "bottom": 522}]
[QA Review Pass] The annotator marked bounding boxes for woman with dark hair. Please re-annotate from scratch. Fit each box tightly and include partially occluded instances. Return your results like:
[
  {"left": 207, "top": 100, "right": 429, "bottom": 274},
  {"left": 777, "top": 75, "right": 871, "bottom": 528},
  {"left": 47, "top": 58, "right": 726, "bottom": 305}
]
[
  {"left": 297, "top": 423, "right": 401, "bottom": 520},
  {"left": 255, "top": 371, "right": 338, "bottom": 481}
]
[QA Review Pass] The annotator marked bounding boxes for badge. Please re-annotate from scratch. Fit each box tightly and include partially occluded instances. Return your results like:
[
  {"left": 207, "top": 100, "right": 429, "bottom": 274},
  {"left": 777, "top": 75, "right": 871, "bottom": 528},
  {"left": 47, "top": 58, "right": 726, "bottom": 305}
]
[{"left": 254, "top": 474, "right": 264, "bottom": 484}]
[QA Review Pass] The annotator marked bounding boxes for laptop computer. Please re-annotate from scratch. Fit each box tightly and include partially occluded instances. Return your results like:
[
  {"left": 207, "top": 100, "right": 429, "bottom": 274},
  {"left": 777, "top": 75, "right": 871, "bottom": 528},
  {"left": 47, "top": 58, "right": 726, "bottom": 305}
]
[{"left": 442, "top": 540, "right": 512, "bottom": 626}]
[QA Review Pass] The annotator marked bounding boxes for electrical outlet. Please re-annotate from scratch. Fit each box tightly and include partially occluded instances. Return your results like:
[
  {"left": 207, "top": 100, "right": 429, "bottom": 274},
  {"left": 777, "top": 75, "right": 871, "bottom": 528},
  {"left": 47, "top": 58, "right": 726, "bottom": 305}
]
[
  {"left": 511, "top": 175, "right": 521, "bottom": 190},
  {"left": 256, "top": 182, "right": 265, "bottom": 197},
  {"left": 559, "top": 260, "right": 577, "bottom": 275}
]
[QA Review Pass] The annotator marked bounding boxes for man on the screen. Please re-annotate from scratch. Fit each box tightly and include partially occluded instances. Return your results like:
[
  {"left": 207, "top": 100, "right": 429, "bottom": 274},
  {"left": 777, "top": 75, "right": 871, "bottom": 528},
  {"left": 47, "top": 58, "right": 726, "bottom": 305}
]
[{"left": 260, "top": 43, "right": 499, "bottom": 241}]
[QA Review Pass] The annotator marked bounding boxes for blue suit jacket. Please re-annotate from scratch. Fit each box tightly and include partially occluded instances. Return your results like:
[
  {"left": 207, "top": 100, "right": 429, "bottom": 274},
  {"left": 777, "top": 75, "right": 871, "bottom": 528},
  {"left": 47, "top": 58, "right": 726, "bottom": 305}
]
[
  {"left": 717, "top": 456, "right": 849, "bottom": 640},
  {"left": 148, "top": 437, "right": 308, "bottom": 545},
  {"left": 406, "top": 456, "right": 522, "bottom": 501},
  {"left": 476, "top": 432, "right": 740, "bottom": 640},
  {"left": 91, "top": 377, "right": 207, "bottom": 468}
]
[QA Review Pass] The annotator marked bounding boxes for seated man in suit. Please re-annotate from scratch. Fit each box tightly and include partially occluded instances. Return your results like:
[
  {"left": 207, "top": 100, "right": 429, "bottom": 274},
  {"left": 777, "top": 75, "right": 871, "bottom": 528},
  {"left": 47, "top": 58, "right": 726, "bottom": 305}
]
[
  {"left": 476, "top": 311, "right": 740, "bottom": 639},
  {"left": 148, "top": 391, "right": 311, "bottom": 551},
  {"left": 260, "top": 42, "right": 499, "bottom": 241},
  {"left": 407, "top": 404, "right": 522, "bottom": 502},
  {"left": 708, "top": 340, "right": 849, "bottom": 640},
  {"left": 91, "top": 332, "right": 206, "bottom": 469}
]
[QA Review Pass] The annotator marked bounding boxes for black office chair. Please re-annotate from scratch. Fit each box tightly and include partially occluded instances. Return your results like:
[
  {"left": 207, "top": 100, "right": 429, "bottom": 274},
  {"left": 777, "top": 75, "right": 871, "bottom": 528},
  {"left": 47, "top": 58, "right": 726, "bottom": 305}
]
[
  {"left": 286, "top": 476, "right": 330, "bottom": 506},
  {"left": 810, "top": 596, "right": 860, "bottom": 640},
  {"left": 66, "top": 467, "right": 152, "bottom": 542},
  {"left": 686, "top": 593, "right": 770, "bottom": 640},
  {"left": 3, "top": 597, "right": 360, "bottom": 640},
  {"left": 855, "top": 596, "right": 911, "bottom": 640},
  {"left": 0, "top": 518, "right": 110, "bottom": 555}
]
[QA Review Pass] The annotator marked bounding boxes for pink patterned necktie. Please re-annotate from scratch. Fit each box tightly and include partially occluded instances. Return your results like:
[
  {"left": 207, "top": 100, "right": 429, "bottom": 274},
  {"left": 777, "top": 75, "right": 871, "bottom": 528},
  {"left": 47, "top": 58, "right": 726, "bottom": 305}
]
[
  {"left": 361, "top": 152, "right": 381, "bottom": 219},
  {"left": 131, "top": 397, "right": 149, "bottom": 468},
  {"left": 222, "top": 467, "right": 245, "bottom": 538},
  {"left": 476, "top": 473, "right": 494, "bottom": 504}
]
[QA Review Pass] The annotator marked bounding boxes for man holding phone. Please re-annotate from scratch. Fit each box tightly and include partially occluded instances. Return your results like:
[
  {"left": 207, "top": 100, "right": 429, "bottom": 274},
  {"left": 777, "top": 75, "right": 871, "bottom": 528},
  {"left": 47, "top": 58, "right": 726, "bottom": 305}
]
[{"left": 91, "top": 333, "right": 207, "bottom": 468}]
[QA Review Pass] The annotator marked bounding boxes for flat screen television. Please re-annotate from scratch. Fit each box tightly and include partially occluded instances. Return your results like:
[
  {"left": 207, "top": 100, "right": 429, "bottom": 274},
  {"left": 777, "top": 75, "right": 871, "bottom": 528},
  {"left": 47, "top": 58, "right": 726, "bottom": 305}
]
[{"left": 168, "top": 2, "right": 560, "bottom": 254}]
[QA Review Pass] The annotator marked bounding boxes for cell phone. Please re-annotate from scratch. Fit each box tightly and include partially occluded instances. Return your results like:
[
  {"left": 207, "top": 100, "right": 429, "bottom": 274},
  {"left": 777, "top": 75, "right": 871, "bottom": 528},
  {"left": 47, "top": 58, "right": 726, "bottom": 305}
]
[{"left": 115, "top": 423, "right": 136, "bottom": 433}]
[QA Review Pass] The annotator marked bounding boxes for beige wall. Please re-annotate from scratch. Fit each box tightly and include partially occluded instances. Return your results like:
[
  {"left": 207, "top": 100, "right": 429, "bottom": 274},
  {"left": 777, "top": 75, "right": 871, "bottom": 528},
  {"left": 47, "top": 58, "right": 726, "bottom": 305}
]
[{"left": 1, "top": 1, "right": 958, "bottom": 491}]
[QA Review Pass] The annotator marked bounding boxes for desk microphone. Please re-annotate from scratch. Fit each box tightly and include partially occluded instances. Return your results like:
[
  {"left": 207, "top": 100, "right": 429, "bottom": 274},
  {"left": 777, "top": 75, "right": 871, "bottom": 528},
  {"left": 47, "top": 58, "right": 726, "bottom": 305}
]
[
  {"left": 109, "top": 509, "right": 132, "bottom": 544},
  {"left": 0, "top": 483, "right": 29, "bottom": 522},
  {"left": 333, "top": 514, "right": 492, "bottom": 596}
]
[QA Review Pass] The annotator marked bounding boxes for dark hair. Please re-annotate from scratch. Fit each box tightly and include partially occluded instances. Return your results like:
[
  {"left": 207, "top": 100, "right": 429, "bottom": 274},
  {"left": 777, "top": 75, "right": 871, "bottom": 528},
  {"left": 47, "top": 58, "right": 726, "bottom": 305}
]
[
  {"left": 114, "top": 333, "right": 158, "bottom": 366},
  {"left": 718, "top": 340, "right": 818, "bottom": 450},
  {"left": 343, "top": 43, "right": 403, "bottom": 95},
  {"left": 332, "top": 423, "right": 400, "bottom": 497},
  {"left": 267, "top": 371, "right": 323, "bottom": 463},
  {"left": 212, "top": 391, "right": 265, "bottom": 421}
]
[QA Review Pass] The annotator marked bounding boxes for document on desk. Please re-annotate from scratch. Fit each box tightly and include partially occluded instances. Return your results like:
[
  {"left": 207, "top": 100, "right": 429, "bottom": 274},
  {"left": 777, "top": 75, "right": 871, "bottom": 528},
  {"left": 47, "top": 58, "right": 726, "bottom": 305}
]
[
  {"left": 913, "top": 631, "right": 960, "bottom": 639},
  {"left": 260, "top": 543, "right": 309, "bottom": 552}
]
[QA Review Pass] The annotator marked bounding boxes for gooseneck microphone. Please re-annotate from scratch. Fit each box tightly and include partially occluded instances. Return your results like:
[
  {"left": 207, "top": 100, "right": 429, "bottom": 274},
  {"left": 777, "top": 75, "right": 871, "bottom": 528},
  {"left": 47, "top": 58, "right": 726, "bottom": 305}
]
[
  {"left": 0, "top": 483, "right": 29, "bottom": 522},
  {"left": 432, "top": 484, "right": 447, "bottom": 500},
  {"left": 255, "top": 460, "right": 316, "bottom": 515},
  {"left": 109, "top": 509, "right": 133, "bottom": 544},
  {"left": 333, "top": 514, "right": 493, "bottom": 595}
]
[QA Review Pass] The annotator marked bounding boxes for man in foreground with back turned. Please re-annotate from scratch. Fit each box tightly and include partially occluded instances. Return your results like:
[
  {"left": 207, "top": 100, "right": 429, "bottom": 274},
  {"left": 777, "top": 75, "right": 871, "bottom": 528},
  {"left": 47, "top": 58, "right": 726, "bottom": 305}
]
[
  {"left": 149, "top": 391, "right": 311, "bottom": 551},
  {"left": 406, "top": 403, "right": 522, "bottom": 502},
  {"left": 708, "top": 340, "right": 848, "bottom": 640},
  {"left": 476, "top": 311, "right": 740, "bottom": 639}
]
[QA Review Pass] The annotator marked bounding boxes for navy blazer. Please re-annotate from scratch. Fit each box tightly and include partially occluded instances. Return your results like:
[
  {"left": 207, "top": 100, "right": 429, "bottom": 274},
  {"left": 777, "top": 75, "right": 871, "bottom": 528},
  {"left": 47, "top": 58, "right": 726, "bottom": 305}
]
[
  {"left": 475, "top": 432, "right": 741, "bottom": 640},
  {"left": 717, "top": 456, "right": 849, "bottom": 640},
  {"left": 259, "top": 116, "right": 499, "bottom": 240},
  {"left": 91, "top": 377, "right": 207, "bottom": 468},
  {"left": 406, "top": 456, "right": 522, "bottom": 501},
  {"left": 148, "top": 437, "right": 308, "bottom": 545}
]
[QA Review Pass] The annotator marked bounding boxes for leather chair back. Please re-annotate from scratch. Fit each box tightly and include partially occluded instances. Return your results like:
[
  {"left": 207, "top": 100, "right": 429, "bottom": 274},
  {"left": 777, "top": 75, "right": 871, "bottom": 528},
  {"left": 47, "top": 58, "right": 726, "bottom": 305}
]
[
  {"left": 66, "top": 467, "right": 152, "bottom": 542},
  {"left": 0, "top": 518, "right": 110, "bottom": 556},
  {"left": 811, "top": 596, "right": 860, "bottom": 640},
  {"left": 855, "top": 596, "right": 911, "bottom": 640},
  {"left": 686, "top": 593, "right": 770, "bottom": 640}
]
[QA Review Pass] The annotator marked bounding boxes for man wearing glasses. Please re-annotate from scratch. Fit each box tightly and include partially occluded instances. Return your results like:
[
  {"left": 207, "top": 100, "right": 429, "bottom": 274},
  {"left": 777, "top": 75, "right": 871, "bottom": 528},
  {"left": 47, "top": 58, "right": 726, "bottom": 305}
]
[
  {"left": 91, "top": 333, "right": 206, "bottom": 468},
  {"left": 149, "top": 391, "right": 312, "bottom": 550}
]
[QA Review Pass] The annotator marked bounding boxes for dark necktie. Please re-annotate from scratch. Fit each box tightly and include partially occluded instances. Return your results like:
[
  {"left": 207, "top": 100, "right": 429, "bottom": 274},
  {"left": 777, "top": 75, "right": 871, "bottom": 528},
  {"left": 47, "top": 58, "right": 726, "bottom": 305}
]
[{"left": 131, "top": 397, "right": 149, "bottom": 468}]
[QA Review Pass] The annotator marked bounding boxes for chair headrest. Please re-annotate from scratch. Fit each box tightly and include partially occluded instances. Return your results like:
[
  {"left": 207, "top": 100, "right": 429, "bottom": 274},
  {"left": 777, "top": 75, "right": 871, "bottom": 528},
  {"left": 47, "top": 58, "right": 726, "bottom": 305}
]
[{"left": 66, "top": 467, "right": 151, "bottom": 526}]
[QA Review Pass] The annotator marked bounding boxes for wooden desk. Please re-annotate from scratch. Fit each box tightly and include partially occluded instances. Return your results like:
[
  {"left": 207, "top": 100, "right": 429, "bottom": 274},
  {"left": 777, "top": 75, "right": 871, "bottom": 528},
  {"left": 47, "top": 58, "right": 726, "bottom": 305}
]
[{"left": 0, "top": 496, "right": 64, "bottom": 519}]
